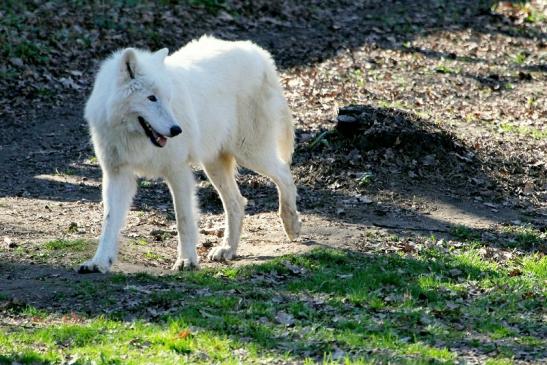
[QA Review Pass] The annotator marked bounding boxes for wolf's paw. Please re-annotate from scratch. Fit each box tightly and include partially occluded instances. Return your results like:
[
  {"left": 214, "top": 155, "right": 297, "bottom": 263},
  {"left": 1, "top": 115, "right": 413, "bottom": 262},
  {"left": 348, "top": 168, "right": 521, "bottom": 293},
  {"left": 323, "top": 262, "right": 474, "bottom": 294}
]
[
  {"left": 78, "top": 258, "right": 112, "bottom": 274},
  {"left": 207, "top": 246, "right": 235, "bottom": 261},
  {"left": 282, "top": 211, "right": 301, "bottom": 241},
  {"left": 172, "top": 256, "right": 200, "bottom": 271}
]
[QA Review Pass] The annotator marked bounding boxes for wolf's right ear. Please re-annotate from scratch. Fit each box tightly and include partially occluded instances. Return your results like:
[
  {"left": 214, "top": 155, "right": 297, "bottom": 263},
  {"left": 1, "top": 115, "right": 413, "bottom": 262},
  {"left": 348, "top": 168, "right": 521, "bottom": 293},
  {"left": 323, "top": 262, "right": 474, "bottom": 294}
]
[
  {"left": 120, "top": 48, "right": 138, "bottom": 83},
  {"left": 153, "top": 48, "right": 169, "bottom": 63}
]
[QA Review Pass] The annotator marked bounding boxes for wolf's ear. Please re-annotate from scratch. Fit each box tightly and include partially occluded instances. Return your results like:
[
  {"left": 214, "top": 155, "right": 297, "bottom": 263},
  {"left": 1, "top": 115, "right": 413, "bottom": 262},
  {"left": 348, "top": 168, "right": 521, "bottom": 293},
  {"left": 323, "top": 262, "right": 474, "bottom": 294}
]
[
  {"left": 120, "top": 48, "right": 138, "bottom": 82},
  {"left": 153, "top": 48, "right": 169, "bottom": 63}
]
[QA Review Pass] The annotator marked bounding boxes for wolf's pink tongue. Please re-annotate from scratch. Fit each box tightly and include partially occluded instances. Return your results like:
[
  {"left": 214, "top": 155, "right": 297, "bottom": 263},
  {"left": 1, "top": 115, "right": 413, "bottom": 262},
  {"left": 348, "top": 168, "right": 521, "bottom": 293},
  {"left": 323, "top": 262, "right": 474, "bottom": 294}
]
[{"left": 158, "top": 136, "right": 167, "bottom": 147}]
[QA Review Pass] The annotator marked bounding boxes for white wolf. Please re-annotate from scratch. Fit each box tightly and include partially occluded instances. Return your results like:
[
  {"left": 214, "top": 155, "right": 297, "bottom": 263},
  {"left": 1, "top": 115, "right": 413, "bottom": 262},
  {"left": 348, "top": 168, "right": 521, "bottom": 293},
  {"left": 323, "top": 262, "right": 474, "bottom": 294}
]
[{"left": 79, "top": 36, "right": 301, "bottom": 273}]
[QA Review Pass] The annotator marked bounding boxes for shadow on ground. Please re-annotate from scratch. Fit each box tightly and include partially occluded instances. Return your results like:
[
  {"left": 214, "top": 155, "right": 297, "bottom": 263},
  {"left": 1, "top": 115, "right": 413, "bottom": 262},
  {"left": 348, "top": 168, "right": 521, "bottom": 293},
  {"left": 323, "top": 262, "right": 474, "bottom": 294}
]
[
  {"left": 1, "top": 101, "right": 544, "bottom": 255},
  {"left": 1, "top": 0, "right": 544, "bottom": 229},
  {"left": 1, "top": 0, "right": 544, "bottom": 116}
]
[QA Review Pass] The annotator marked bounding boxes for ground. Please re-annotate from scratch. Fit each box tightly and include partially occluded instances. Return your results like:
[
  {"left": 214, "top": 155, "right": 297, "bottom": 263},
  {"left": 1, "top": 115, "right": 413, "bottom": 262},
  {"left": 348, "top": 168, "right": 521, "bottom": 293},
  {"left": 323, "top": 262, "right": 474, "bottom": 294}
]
[{"left": 0, "top": 1, "right": 546, "bottom": 364}]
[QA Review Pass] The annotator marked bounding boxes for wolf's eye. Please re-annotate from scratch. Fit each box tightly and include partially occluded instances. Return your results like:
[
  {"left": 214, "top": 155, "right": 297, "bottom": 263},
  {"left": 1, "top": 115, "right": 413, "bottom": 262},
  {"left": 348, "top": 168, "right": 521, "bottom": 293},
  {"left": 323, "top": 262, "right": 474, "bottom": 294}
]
[{"left": 147, "top": 95, "right": 157, "bottom": 102}]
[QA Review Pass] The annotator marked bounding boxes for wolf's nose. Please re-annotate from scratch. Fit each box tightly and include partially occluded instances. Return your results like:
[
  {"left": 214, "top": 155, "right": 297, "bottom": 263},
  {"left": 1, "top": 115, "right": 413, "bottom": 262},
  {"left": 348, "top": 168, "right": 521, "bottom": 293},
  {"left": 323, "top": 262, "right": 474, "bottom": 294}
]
[{"left": 170, "top": 126, "right": 182, "bottom": 137}]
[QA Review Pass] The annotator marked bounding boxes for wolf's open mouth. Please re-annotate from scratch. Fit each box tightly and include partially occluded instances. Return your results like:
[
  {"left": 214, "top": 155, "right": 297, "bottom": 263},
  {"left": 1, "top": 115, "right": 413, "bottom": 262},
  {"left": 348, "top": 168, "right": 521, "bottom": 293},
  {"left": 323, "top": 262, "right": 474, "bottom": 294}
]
[{"left": 138, "top": 116, "right": 167, "bottom": 147}]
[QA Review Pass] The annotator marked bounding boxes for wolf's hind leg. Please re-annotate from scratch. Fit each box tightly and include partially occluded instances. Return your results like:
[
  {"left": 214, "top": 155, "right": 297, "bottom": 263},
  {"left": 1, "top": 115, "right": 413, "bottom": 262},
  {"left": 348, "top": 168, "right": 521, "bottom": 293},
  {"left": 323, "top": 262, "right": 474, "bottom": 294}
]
[
  {"left": 203, "top": 154, "right": 247, "bottom": 261},
  {"left": 166, "top": 165, "right": 200, "bottom": 270},
  {"left": 79, "top": 169, "right": 136, "bottom": 273},
  {"left": 264, "top": 161, "right": 301, "bottom": 240},
  {"left": 238, "top": 154, "right": 300, "bottom": 241}
]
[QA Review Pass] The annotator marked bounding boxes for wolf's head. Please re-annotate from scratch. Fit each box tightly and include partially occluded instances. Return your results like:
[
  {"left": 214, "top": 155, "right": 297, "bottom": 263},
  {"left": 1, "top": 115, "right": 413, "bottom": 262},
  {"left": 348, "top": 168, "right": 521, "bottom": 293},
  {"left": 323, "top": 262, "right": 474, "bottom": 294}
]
[{"left": 85, "top": 47, "right": 181, "bottom": 148}]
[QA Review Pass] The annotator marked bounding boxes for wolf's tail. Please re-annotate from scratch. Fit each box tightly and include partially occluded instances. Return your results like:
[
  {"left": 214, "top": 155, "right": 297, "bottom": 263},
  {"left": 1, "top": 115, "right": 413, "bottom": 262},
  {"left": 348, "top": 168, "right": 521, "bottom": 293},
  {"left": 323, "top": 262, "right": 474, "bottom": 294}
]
[
  {"left": 278, "top": 111, "right": 295, "bottom": 164},
  {"left": 260, "top": 49, "right": 296, "bottom": 165}
]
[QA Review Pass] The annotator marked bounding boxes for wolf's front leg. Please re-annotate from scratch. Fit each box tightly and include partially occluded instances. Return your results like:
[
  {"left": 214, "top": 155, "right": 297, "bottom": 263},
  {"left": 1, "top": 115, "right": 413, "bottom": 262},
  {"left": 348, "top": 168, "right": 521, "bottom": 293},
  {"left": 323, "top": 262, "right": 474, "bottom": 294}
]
[
  {"left": 166, "top": 165, "right": 200, "bottom": 270},
  {"left": 79, "top": 169, "right": 136, "bottom": 273}
]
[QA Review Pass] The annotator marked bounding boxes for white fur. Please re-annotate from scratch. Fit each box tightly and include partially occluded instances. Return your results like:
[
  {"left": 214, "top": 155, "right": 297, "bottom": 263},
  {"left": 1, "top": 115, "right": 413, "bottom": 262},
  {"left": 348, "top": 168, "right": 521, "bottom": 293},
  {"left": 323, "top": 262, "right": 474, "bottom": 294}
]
[{"left": 80, "top": 36, "right": 301, "bottom": 273}]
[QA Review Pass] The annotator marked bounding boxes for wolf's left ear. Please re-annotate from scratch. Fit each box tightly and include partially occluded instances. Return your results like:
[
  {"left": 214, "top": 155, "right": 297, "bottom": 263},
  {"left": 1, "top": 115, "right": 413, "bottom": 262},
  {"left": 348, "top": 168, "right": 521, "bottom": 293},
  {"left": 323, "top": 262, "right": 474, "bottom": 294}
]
[
  {"left": 153, "top": 48, "right": 169, "bottom": 63},
  {"left": 121, "top": 48, "right": 138, "bottom": 82}
]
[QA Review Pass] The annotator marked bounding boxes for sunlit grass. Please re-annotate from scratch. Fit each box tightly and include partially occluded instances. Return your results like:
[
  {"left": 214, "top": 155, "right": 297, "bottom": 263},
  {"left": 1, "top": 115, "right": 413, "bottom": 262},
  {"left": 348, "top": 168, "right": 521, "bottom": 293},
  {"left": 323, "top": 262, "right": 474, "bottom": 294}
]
[
  {"left": 1, "top": 245, "right": 544, "bottom": 364},
  {"left": 44, "top": 239, "right": 90, "bottom": 251}
]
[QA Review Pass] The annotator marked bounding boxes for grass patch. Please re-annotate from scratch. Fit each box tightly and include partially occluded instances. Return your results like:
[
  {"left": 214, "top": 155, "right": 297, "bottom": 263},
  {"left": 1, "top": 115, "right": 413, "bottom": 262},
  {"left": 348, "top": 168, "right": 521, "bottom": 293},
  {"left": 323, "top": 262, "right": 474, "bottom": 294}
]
[
  {"left": 450, "top": 224, "right": 480, "bottom": 241},
  {"left": 521, "top": 255, "right": 546, "bottom": 279},
  {"left": 434, "top": 63, "right": 459, "bottom": 74},
  {"left": 499, "top": 122, "right": 547, "bottom": 140},
  {"left": 501, "top": 225, "right": 545, "bottom": 249},
  {"left": 450, "top": 224, "right": 545, "bottom": 250},
  {"left": 143, "top": 251, "right": 163, "bottom": 261},
  {"left": 44, "top": 239, "right": 89, "bottom": 251},
  {"left": 138, "top": 179, "right": 153, "bottom": 189},
  {"left": 378, "top": 100, "right": 409, "bottom": 110},
  {"left": 308, "top": 130, "right": 333, "bottom": 150},
  {"left": 356, "top": 172, "right": 374, "bottom": 187},
  {"left": 54, "top": 167, "right": 76, "bottom": 176},
  {"left": 86, "top": 156, "right": 98, "bottom": 165},
  {"left": 1, "top": 246, "right": 545, "bottom": 363},
  {"left": 513, "top": 51, "right": 528, "bottom": 65},
  {"left": 131, "top": 238, "right": 150, "bottom": 246}
]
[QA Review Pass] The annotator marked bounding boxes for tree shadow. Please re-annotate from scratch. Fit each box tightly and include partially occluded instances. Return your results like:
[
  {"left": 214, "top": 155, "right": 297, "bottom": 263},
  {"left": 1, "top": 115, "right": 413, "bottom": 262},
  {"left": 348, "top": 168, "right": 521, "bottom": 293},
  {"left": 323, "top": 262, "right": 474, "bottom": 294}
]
[
  {"left": 1, "top": 0, "right": 544, "bottom": 90},
  {"left": 220, "top": 0, "right": 545, "bottom": 69},
  {"left": 288, "top": 104, "right": 544, "bottom": 240},
  {"left": 2, "top": 0, "right": 544, "bottom": 204},
  {"left": 0, "top": 248, "right": 544, "bottom": 363}
]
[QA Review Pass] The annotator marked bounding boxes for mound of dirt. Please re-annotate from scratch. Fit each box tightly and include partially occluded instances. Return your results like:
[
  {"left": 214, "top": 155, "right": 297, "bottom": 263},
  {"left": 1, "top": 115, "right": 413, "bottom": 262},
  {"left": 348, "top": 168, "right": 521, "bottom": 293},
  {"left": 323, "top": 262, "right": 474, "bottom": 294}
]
[
  {"left": 330, "top": 105, "right": 477, "bottom": 182},
  {"left": 336, "top": 104, "right": 468, "bottom": 156}
]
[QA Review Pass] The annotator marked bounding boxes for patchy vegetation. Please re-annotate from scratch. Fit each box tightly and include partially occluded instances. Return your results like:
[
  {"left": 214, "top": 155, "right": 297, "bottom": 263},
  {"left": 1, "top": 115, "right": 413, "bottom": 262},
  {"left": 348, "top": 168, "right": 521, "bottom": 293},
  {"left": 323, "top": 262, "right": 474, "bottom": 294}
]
[{"left": 1, "top": 248, "right": 546, "bottom": 364}]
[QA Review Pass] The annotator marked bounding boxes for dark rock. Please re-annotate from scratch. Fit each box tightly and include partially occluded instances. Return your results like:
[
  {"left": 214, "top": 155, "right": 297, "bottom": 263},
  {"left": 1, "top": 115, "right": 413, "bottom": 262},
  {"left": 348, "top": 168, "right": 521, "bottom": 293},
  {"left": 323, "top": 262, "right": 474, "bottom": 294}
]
[
  {"left": 337, "top": 114, "right": 357, "bottom": 123},
  {"left": 336, "top": 105, "right": 375, "bottom": 136},
  {"left": 336, "top": 114, "right": 360, "bottom": 136}
]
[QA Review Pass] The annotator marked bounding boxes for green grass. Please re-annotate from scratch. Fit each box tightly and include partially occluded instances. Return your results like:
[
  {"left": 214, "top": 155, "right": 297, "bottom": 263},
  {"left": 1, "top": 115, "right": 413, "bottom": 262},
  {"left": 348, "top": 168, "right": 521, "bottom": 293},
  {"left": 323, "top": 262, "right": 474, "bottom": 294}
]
[
  {"left": 0, "top": 0, "right": 230, "bottom": 94},
  {"left": 501, "top": 225, "right": 545, "bottom": 249},
  {"left": 1, "top": 247, "right": 545, "bottom": 364},
  {"left": 54, "top": 167, "right": 76, "bottom": 176},
  {"left": 308, "top": 130, "right": 332, "bottom": 150},
  {"left": 143, "top": 251, "right": 163, "bottom": 261},
  {"left": 502, "top": 2, "right": 547, "bottom": 24},
  {"left": 499, "top": 122, "right": 547, "bottom": 140},
  {"left": 513, "top": 51, "right": 528, "bottom": 65},
  {"left": 521, "top": 255, "right": 546, "bottom": 279},
  {"left": 434, "top": 63, "right": 459, "bottom": 75},
  {"left": 131, "top": 238, "right": 150, "bottom": 246},
  {"left": 450, "top": 225, "right": 480, "bottom": 241},
  {"left": 524, "top": 7, "right": 546, "bottom": 24},
  {"left": 378, "top": 100, "right": 408, "bottom": 110},
  {"left": 138, "top": 179, "right": 153, "bottom": 189},
  {"left": 43, "top": 239, "right": 90, "bottom": 251},
  {"left": 350, "top": 69, "right": 366, "bottom": 88},
  {"left": 450, "top": 224, "right": 545, "bottom": 250},
  {"left": 356, "top": 172, "right": 374, "bottom": 187},
  {"left": 87, "top": 156, "right": 98, "bottom": 165}
]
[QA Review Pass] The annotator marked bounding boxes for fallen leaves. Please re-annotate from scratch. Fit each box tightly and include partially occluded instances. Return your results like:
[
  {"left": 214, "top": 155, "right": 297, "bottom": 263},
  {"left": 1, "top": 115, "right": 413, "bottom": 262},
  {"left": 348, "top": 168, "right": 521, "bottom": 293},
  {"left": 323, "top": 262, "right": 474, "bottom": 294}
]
[
  {"left": 274, "top": 311, "right": 295, "bottom": 327},
  {"left": 283, "top": 260, "right": 307, "bottom": 275},
  {"left": 176, "top": 328, "right": 192, "bottom": 339}
]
